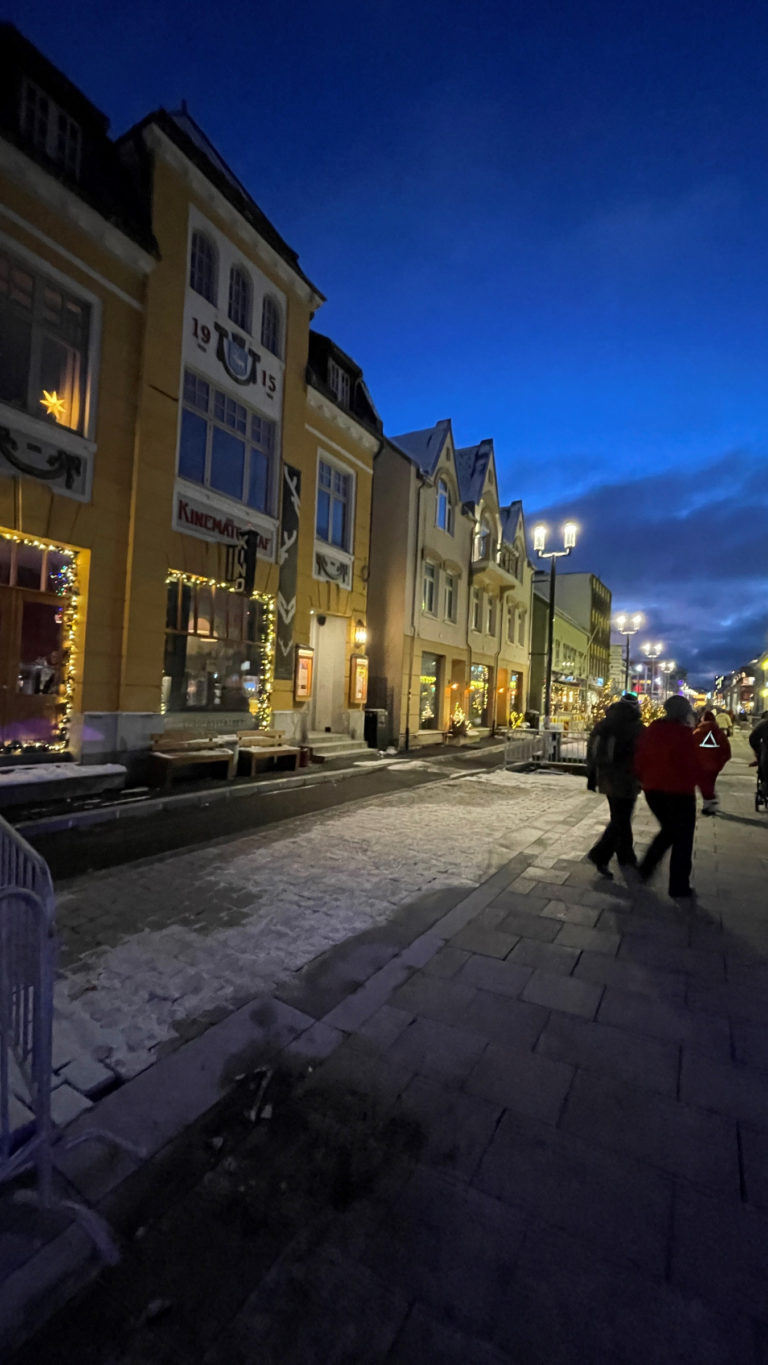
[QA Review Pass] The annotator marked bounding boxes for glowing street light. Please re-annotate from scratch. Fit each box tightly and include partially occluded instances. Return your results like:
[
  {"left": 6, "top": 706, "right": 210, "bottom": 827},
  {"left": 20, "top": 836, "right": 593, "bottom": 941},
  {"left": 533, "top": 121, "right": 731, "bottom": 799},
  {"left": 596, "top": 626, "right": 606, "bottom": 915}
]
[
  {"left": 642, "top": 641, "right": 664, "bottom": 701},
  {"left": 532, "top": 521, "right": 579, "bottom": 726},
  {"left": 660, "top": 660, "right": 677, "bottom": 701},
  {"left": 614, "top": 612, "right": 644, "bottom": 694}
]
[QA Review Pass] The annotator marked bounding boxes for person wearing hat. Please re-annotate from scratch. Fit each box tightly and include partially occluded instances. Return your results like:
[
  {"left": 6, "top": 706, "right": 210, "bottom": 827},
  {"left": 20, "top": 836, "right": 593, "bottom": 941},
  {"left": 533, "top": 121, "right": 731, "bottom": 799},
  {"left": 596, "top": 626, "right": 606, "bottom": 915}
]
[
  {"left": 634, "top": 694, "right": 702, "bottom": 899},
  {"left": 585, "top": 692, "right": 644, "bottom": 877}
]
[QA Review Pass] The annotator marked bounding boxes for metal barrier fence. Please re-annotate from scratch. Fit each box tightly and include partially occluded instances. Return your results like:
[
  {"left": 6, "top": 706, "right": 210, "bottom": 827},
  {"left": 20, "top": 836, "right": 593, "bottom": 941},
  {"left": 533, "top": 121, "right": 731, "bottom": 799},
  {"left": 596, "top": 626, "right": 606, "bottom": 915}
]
[
  {"left": 0, "top": 815, "right": 140, "bottom": 1264},
  {"left": 504, "top": 728, "right": 590, "bottom": 769}
]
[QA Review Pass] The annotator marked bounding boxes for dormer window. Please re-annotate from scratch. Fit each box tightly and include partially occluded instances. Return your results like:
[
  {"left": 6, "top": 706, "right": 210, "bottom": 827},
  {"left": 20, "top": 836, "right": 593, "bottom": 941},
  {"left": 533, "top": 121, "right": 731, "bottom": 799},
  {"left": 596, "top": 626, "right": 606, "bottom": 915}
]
[
  {"left": 228, "top": 266, "right": 252, "bottom": 332},
  {"left": 474, "top": 518, "right": 493, "bottom": 562},
  {"left": 436, "top": 478, "right": 454, "bottom": 534},
  {"left": 21, "top": 81, "right": 81, "bottom": 179},
  {"left": 189, "top": 231, "right": 216, "bottom": 304},
  {"left": 328, "top": 358, "right": 350, "bottom": 408}
]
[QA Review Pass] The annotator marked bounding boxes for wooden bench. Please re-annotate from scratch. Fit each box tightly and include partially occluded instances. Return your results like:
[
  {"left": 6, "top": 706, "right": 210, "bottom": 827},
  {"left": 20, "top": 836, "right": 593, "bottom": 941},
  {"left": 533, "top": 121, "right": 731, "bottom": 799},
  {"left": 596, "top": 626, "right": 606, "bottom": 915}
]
[
  {"left": 149, "top": 730, "right": 236, "bottom": 788},
  {"left": 236, "top": 730, "right": 301, "bottom": 777}
]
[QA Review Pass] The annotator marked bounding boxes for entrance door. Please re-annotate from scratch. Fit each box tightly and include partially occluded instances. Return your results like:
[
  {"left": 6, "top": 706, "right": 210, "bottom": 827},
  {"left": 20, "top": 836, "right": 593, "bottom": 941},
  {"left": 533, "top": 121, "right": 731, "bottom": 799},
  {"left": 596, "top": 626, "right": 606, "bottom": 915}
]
[
  {"left": 310, "top": 614, "right": 348, "bottom": 732},
  {"left": 0, "top": 589, "right": 66, "bottom": 747}
]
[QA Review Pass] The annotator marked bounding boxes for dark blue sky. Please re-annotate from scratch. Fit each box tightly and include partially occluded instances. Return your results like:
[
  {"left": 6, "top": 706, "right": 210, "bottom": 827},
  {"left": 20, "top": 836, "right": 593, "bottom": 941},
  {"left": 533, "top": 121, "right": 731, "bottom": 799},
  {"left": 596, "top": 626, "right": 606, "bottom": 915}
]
[{"left": 9, "top": 0, "right": 768, "bottom": 684}]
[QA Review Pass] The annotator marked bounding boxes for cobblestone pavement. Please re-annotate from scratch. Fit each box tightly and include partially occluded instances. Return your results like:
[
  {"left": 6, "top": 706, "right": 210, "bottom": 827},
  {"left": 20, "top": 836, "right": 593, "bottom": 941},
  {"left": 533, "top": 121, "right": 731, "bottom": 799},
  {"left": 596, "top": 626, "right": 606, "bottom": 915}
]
[
  {"left": 8, "top": 730, "right": 768, "bottom": 1363},
  {"left": 49, "top": 762, "right": 595, "bottom": 1115}
]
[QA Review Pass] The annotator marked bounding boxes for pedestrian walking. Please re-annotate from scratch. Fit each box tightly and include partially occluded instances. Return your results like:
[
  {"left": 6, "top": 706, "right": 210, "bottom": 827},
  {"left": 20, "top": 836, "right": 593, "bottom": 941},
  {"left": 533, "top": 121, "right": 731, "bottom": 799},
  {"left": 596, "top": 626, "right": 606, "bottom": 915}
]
[
  {"left": 715, "top": 709, "right": 734, "bottom": 738},
  {"left": 749, "top": 710, "right": 768, "bottom": 788},
  {"left": 693, "top": 708, "right": 731, "bottom": 815},
  {"left": 634, "top": 694, "right": 701, "bottom": 899},
  {"left": 585, "top": 692, "right": 644, "bottom": 878}
]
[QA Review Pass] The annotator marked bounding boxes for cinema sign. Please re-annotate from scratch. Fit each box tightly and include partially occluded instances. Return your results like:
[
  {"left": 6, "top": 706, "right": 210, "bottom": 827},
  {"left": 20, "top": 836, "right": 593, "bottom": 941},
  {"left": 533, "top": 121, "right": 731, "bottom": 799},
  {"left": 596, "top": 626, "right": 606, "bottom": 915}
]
[{"left": 172, "top": 485, "right": 275, "bottom": 561}]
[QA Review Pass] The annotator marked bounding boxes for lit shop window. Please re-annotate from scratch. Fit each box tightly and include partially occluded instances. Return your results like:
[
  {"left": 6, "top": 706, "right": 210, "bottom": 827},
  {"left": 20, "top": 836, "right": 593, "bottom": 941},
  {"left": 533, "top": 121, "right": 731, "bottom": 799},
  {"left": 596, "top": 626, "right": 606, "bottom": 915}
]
[
  {"left": 178, "top": 369, "right": 276, "bottom": 513},
  {"left": 0, "top": 248, "right": 89, "bottom": 435},
  {"left": 21, "top": 80, "right": 81, "bottom": 178},
  {"left": 316, "top": 459, "right": 352, "bottom": 550},
  {"left": 163, "top": 572, "right": 275, "bottom": 720},
  {"left": 420, "top": 651, "right": 441, "bottom": 730},
  {"left": 469, "top": 663, "right": 490, "bottom": 726}
]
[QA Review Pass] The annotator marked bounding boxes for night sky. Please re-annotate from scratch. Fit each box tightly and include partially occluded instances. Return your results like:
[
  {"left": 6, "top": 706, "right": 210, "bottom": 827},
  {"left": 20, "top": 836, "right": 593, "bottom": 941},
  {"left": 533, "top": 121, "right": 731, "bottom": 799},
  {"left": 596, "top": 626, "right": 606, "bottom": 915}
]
[{"left": 8, "top": 0, "right": 768, "bottom": 685}]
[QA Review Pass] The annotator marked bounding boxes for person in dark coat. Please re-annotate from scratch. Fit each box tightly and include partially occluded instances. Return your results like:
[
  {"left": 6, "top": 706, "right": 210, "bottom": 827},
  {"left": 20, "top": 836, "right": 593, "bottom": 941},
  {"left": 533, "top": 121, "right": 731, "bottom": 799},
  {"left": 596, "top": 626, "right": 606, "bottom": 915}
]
[
  {"left": 749, "top": 711, "right": 768, "bottom": 788},
  {"left": 634, "top": 694, "right": 702, "bottom": 899},
  {"left": 586, "top": 693, "right": 644, "bottom": 877},
  {"left": 692, "top": 709, "right": 731, "bottom": 814}
]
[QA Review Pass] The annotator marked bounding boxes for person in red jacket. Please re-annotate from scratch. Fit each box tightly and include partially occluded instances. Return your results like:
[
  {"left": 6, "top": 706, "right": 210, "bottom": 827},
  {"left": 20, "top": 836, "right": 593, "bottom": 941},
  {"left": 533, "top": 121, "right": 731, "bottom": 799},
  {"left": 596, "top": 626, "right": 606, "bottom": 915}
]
[
  {"left": 634, "top": 694, "right": 702, "bottom": 899},
  {"left": 692, "top": 709, "right": 731, "bottom": 815}
]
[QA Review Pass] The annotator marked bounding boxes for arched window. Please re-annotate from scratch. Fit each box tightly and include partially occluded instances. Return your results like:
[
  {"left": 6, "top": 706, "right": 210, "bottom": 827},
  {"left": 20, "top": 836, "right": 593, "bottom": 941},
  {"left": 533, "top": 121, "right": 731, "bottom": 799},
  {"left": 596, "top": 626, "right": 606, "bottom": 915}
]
[
  {"left": 228, "top": 265, "right": 252, "bottom": 332},
  {"left": 261, "top": 296, "right": 281, "bottom": 356},
  {"left": 436, "top": 478, "right": 454, "bottom": 534},
  {"left": 189, "top": 231, "right": 216, "bottom": 304}
]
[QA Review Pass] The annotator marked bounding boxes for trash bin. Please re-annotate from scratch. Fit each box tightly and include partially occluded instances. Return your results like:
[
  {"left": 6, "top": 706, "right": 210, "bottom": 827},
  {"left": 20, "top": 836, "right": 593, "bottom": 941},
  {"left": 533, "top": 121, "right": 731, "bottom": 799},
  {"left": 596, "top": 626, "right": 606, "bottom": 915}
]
[{"left": 364, "top": 708, "right": 389, "bottom": 749}]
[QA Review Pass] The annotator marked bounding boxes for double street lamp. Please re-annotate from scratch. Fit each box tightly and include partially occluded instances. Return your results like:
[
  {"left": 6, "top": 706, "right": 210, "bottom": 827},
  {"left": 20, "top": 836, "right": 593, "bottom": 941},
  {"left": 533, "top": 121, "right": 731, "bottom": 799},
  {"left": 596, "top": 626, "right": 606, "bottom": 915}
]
[
  {"left": 660, "top": 660, "right": 677, "bottom": 700},
  {"left": 614, "top": 612, "right": 644, "bottom": 693},
  {"left": 642, "top": 641, "right": 663, "bottom": 701},
  {"left": 533, "top": 520, "right": 578, "bottom": 726}
]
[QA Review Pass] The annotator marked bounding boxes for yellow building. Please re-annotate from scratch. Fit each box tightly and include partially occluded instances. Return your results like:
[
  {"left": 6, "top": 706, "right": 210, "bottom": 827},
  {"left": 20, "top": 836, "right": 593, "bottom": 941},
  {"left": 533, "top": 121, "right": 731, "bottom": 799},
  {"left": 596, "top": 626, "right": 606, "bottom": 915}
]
[{"left": 0, "top": 24, "right": 154, "bottom": 761}]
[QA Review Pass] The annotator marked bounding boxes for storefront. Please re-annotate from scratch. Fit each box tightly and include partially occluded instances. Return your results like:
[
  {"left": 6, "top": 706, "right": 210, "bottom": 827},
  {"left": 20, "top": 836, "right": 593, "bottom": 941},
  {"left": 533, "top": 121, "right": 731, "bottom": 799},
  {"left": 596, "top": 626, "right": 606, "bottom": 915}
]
[
  {"left": 162, "top": 571, "right": 275, "bottom": 727},
  {"left": 469, "top": 662, "right": 490, "bottom": 727},
  {"left": 0, "top": 530, "right": 81, "bottom": 752},
  {"left": 420, "top": 651, "right": 443, "bottom": 730}
]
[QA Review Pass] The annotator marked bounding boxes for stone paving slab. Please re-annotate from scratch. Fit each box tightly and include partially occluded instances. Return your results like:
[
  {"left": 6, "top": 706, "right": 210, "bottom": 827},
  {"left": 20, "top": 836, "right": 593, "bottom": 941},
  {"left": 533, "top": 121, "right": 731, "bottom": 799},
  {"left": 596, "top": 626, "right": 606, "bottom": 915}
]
[{"left": 6, "top": 743, "right": 768, "bottom": 1361}]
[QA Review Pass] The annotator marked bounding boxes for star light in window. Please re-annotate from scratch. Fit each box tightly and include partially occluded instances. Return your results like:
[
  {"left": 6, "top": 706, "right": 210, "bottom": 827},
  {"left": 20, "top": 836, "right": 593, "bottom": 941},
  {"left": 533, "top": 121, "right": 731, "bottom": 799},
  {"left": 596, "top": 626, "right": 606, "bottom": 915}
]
[{"left": 40, "top": 390, "right": 66, "bottom": 422}]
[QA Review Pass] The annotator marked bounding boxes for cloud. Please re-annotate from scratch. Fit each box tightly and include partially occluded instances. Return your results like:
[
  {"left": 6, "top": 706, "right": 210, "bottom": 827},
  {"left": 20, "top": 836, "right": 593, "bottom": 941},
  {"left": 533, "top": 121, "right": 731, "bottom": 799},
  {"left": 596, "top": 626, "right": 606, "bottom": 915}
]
[{"left": 527, "top": 449, "right": 768, "bottom": 685}]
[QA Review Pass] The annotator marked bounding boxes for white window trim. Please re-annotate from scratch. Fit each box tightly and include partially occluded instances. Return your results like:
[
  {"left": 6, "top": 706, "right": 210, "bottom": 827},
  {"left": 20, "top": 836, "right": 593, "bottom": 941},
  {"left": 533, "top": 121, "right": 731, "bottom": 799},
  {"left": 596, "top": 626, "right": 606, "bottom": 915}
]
[
  {"left": 471, "top": 587, "right": 482, "bottom": 633},
  {"left": 422, "top": 558, "right": 439, "bottom": 616},
  {"left": 328, "top": 357, "right": 351, "bottom": 407},
  {"left": 0, "top": 229, "right": 102, "bottom": 446},
  {"left": 228, "top": 262, "right": 253, "bottom": 333},
  {"left": 314, "top": 447, "right": 356, "bottom": 557},
  {"left": 177, "top": 367, "right": 278, "bottom": 516},
  {"left": 443, "top": 569, "right": 458, "bottom": 623}
]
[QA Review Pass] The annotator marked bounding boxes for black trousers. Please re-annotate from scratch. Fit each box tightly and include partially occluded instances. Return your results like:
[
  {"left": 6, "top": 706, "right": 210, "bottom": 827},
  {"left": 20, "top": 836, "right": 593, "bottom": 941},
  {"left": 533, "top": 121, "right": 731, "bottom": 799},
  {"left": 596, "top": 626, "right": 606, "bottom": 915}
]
[
  {"left": 639, "top": 791, "right": 696, "bottom": 896},
  {"left": 589, "top": 795, "right": 637, "bottom": 866}
]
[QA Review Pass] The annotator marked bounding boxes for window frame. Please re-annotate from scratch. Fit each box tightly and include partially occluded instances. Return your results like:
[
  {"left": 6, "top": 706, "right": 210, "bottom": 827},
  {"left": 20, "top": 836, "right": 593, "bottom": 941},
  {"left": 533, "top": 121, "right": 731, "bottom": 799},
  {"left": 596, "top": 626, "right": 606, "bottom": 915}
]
[
  {"left": 190, "top": 230, "right": 217, "bottom": 305},
  {"left": 228, "top": 264, "right": 253, "bottom": 333},
  {"left": 436, "top": 477, "right": 454, "bottom": 534},
  {"left": 0, "top": 241, "right": 93, "bottom": 438},
  {"left": 486, "top": 595, "right": 497, "bottom": 636},
  {"left": 260, "top": 295, "right": 281, "bottom": 357},
  {"left": 315, "top": 455, "right": 354, "bottom": 553},
  {"left": 21, "top": 79, "right": 82, "bottom": 178},
  {"left": 327, "top": 357, "right": 351, "bottom": 407},
  {"left": 422, "top": 560, "right": 437, "bottom": 616},
  {"left": 471, "top": 588, "right": 482, "bottom": 633},
  {"left": 444, "top": 570, "right": 458, "bottom": 623},
  {"left": 177, "top": 366, "right": 277, "bottom": 514}
]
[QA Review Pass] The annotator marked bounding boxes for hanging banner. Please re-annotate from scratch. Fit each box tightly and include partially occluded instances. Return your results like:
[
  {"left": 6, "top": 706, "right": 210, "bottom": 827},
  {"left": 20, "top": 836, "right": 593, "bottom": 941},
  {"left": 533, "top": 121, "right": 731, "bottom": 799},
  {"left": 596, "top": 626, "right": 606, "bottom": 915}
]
[{"left": 275, "top": 464, "right": 301, "bottom": 679}]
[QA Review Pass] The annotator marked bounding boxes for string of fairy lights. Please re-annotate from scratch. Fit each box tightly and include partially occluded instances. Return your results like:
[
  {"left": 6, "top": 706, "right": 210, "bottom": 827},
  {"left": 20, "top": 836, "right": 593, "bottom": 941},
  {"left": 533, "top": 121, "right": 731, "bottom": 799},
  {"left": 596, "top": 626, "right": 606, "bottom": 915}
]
[
  {"left": 164, "top": 570, "right": 276, "bottom": 730},
  {"left": 0, "top": 528, "right": 80, "bottom": 753}
]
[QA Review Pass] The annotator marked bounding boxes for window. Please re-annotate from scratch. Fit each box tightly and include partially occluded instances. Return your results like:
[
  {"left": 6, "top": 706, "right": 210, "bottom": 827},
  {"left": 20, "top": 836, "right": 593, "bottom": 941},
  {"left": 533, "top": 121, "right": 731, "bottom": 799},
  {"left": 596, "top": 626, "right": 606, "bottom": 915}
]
[
  {"left": 474, "top": 518, "right": 493, "bottom": 562},
  {"left": 163, "top": 575, "right": 271, "bottom": 713},
  {"left": 444, "top": 572, "right": 457, "bottom": 622},
  {"left": 328, "top": 357, "right": 350, "bottom": 407},
  {"left": 178, "top": 368, "right": 276, "bottom": 512},
  {"left": 518, "top": 609, "right": 526, "bottom": 645},
  {"left": 436, "top": 478, "right": 454, "bottom": 534},
  {"left": 260, "top": 296, "right": 281, "bottom": 356},
  {"left": 486, "top": 596, "right": 496, "bottom": 636},
  {"left": 422, "top": 561, "right": 437, "bottom": 615},
  {"left": 228, "top": 266, "right": 252, "bottom": 332},
  {"left": 506, "top": 603, "right": 516, "bottom": 643},
  {"left": 0, "top": 247, "right": 89, "bottom": 434},
  {"left": 316, "top": 459, "right": 352, "bottom": 550},
  {"left": 471, "top": 588, "right": 481, "bottom": 632},
  {"left": 419, "top": 652, "right": 442, "bottom": 730},
  {"left": 21, "top": 81, "right": 81, "bottom": 178},
  {"left": 190, "top": 231, "right": 216, "bottom": 304}
]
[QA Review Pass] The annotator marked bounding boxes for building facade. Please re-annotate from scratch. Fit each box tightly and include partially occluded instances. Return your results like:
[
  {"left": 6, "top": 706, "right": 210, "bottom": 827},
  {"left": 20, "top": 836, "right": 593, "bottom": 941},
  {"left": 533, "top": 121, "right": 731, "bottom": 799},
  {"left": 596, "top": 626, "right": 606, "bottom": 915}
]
[
  {"left": 530, "top": 589, "right": 589, "bottom": 719},
  {"left": 550, "top": 570, "right": 612, "bottom": 711},
  {"left": 0, "top": 24, "right": 155, "bottom": 760}
]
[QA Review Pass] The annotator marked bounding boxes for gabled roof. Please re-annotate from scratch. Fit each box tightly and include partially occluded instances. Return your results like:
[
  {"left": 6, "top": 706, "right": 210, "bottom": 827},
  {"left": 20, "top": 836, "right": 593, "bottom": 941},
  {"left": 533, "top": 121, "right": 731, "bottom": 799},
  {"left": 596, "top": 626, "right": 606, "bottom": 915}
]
[
  {"left": 122, "top": 107, "right": 324, "bottom": 300},
  {"left": 500, "top": 500, "right": 523, "bottom": 543},
  {"left": 390, "top": 419, "right": 452, "bottom": 478},
  {"left": 455, "top": 439, "right": 495, "bottom": 507}
]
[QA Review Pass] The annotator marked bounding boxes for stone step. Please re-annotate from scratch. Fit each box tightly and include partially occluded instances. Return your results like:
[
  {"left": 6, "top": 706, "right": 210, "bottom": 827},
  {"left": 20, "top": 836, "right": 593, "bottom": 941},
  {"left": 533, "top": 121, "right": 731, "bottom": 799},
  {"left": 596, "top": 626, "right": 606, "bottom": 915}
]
[{"left": 307, "top": 734, "right": 373, "bottom": 760}]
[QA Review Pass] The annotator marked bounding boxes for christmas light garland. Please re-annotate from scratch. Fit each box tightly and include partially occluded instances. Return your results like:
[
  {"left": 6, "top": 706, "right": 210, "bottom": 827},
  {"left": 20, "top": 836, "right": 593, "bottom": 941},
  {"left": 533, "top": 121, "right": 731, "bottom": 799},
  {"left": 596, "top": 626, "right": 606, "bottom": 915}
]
[{"left": 165, "top": 570, "right": 276, "bottom": 729}]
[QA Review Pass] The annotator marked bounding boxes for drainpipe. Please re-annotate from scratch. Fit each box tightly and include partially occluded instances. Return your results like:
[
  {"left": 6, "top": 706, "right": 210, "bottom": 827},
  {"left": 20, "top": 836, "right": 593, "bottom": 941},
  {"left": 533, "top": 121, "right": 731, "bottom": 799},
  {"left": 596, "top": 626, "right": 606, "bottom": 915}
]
[
  {"left": 493, "top": 583, "right": 516, "bottom": 736},
  {"left": 405, "top": 473, "right": 427, "bottom": 751}
]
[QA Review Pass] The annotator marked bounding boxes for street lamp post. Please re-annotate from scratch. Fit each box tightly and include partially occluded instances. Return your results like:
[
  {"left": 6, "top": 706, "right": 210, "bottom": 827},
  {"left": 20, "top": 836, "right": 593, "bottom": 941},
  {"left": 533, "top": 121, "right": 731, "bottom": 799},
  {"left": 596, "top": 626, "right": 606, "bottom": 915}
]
[
  {"left": 660, "top": 660, "right": 676, "bottom": 701},
  {"left": 614, "top": 612, "right": 644, "bottom": 693},
  {"left": 642, "top": 641, "right": 663, "bottom": 702},
  {"left": 533, "top": 521, "right": 578, "bottom": 727}
]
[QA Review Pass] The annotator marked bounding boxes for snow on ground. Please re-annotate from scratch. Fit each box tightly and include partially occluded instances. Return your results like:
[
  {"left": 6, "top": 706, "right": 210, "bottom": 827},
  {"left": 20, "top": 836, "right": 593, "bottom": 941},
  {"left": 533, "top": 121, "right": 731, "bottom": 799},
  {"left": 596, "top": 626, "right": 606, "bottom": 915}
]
[{"left": 53, "top": 769, "right": 591, "bottom": 1079}]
